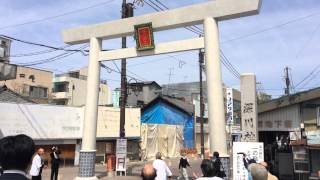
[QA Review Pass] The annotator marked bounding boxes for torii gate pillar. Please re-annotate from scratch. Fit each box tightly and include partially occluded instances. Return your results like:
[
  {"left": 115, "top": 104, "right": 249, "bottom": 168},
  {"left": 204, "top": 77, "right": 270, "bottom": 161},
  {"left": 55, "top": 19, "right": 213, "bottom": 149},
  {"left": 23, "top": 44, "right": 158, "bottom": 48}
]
[
  {"left": 204, "top": 17, "right": 228, "bottom": 156},
  {"left": 62, "top": 0, "right": 261, "bottom": 179}
]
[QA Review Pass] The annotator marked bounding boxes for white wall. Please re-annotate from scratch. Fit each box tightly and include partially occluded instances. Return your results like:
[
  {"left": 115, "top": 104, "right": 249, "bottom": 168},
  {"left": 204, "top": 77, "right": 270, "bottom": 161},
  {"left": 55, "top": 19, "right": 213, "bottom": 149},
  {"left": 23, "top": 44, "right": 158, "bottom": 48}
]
[{"left": 0, "top": 103, "right": 140, "bottom": 139}]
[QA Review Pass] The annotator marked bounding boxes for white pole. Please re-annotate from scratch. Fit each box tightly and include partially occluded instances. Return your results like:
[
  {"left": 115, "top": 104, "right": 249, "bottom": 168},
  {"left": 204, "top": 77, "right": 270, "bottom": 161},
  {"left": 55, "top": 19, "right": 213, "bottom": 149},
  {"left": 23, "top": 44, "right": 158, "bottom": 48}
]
[
  {"left": 204, "top": 17, "right": 228, "bottom": 157},
  {"left": 76, "top": 37, "right": 101, "bottom": 180}
]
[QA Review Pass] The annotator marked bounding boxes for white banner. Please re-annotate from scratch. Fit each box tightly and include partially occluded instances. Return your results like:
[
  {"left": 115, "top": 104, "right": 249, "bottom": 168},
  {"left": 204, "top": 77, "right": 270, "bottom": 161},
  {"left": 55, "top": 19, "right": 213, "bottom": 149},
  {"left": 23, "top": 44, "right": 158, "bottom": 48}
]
[
  {"left": 233, "top": 142, "right": 264, "bottom": 180},
  {"left": 226, "top": 88, "right": 234, "bottom": 125},
  {"left": 116, "top": 139, "right": 127, "bottom": 154},
  {"left": 116, "top": 139, "right": 127, "bottom": 172}
]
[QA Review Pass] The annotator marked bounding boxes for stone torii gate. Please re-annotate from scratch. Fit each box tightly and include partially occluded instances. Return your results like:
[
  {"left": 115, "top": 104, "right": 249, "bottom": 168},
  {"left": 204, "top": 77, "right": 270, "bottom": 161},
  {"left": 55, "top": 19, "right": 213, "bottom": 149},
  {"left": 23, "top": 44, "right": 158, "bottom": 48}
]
[{"left": 62, "top": 0, "right": 261, "bottom": 179}]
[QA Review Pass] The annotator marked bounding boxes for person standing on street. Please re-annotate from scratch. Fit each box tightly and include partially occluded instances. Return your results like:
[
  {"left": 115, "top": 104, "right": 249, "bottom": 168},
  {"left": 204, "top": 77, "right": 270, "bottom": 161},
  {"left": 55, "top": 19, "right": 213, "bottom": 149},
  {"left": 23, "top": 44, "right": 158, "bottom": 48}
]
[
  {"left": 30, "top": 148, "right": 45, "bottom": 180},
  {"left": 212, "top": 152, "right": 226, "bottom": 178},
  {"left": 50, "top": 146, "right": 61, "bottom": 180},
  {"left": 152, "top": 152, "right": 172, "bottom": 180},
  {"left": 196, "top": 159, "right": 223, "bottom": 180},
  {"left": 178, "top": 152, "right": 191, "bottom": 180},
  {"left": 0, "top": 134, "right": 35, "bottom": 180}
]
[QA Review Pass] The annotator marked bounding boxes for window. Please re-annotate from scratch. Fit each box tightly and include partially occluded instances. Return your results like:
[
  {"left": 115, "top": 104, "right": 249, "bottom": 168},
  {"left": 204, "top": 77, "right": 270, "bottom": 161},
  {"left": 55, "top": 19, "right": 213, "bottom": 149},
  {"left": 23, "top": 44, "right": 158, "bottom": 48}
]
[
  {"left": 29, "top": 86, "right": 48, "bottom": 98},
  {"left": 29, "top": 75, "right": 35, "bottom": 82},
  {"left": 53, "top": 82, "right": 69, "bottom": 92},
  {"left": 19, "top": 74, "right": 25, "bottom": 78}
]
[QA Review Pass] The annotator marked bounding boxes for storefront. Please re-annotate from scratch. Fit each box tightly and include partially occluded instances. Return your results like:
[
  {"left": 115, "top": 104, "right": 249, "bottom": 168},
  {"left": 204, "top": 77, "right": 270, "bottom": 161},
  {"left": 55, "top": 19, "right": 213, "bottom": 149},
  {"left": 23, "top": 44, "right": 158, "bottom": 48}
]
[{"left": 306, "top": 130, "right": 320, "bottom": 179}]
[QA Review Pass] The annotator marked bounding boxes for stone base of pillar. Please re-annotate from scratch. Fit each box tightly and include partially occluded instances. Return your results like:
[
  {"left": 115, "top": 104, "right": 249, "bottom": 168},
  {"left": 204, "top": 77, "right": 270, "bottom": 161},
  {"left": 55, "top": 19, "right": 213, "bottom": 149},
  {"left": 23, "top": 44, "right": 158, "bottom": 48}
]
[
  {"left": 78, "top": 151, "right": 96, "bottom": 178},
  {"left": 220, "top": 156, "right": 231, "bottom": 180}
]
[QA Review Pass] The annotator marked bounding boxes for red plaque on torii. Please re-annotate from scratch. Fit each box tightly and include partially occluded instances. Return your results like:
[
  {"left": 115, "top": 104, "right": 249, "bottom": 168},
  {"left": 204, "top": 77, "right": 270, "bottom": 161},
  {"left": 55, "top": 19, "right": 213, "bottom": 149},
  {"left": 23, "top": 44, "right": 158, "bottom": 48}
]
[{"left": 134, "top": 23, "right": 155, "bottom": 51}]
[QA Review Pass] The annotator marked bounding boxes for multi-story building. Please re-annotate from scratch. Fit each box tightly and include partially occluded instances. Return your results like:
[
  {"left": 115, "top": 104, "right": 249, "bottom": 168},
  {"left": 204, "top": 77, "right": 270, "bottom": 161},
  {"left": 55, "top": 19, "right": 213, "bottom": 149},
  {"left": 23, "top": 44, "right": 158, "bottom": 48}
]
[
  {"left": 52, "top": 67, "right": 111, "bottom": 106},
  {"left": 0, "top": 37, "right": 11, "bottom": 63},
  {"left": 0, "top": 66, "right": 53, "bottom": 104},
  {"left": 126, "top": 81, "right": 162, "bottom": 107}
]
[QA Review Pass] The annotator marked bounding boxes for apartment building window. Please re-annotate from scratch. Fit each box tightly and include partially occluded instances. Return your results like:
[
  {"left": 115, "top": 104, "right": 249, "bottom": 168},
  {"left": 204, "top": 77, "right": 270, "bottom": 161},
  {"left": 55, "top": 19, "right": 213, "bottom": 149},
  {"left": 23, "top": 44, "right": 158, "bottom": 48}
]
[
  {"left": 19, "top": 74, "right": 25, "bottom": 78},
  {"left": 29, "top": 86, "right": 48, "bottom": 98},
  {"left": 53, "top": 82, "right": 69, "bottom": 92},
  {"left": 29, "top": 75, "right": 35, "bottom": 82}
]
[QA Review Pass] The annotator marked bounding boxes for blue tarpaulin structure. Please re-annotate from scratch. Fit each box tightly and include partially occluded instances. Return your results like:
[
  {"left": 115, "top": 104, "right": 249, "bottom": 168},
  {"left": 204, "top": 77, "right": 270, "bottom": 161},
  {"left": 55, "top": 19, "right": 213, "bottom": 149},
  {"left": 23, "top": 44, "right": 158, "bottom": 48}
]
[{"left": 142, "top": 96, "right": 194, "bottom": 148}]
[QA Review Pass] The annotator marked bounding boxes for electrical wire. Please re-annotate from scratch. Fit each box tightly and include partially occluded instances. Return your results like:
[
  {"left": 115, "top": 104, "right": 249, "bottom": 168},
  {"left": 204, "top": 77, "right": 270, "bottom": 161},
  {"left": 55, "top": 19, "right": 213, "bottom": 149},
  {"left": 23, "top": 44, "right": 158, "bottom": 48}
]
[
  {"left": 295, "top": 64, "right": 320, "bottom": 88},
  {"left": 10, "top": 45, "right": 73, "bottom": 57},
  {"left": 222, "top": 10, "right": 320, "bottom": 43},
  {"left": 15, "top": 44, "right": 89, "bottom": 66},
  {"left": 1, "top": 35, "right": 88, "bottom": 54},
  {"left": 144, "top": 0, "right": 242, "bottom": 80},
  {"left": 100, "top": 63, "right": 143, "bottom": 82},
  {"left": 0, "top": 0, "right": 116, "bottom": 30}
]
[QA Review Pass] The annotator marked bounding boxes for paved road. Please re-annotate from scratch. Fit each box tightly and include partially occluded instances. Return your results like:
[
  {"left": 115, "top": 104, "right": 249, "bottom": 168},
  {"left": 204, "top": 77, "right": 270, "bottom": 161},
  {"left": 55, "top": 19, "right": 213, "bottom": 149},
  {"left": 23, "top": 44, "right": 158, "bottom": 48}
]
[{"left": 40, "top": 157, "right": 203, "bottom": 180}]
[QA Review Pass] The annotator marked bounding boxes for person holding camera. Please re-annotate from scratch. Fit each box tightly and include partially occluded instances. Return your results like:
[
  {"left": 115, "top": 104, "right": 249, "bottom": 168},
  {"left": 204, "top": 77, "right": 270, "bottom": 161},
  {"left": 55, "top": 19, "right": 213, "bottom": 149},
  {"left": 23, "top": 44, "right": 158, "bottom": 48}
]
[{"left": 50, "top": 146, "right": 61, "bottom": 180}]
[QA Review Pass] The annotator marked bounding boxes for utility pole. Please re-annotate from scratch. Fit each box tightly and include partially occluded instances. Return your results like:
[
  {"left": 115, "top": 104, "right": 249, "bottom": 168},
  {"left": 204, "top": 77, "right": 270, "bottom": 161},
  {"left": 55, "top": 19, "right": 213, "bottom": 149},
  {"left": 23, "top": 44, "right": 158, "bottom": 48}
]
[
  {"left": 120, "top": 1, "right": 134, "bottom": 138},
  {"left": 284, "top": 66, "right": 290, "bottom": 95},
  {"left": 166, "top": 67, "right": 174, "bottom": 95},
  {"left": 199, "top": 48, "right": 205, "bottom": 157}
]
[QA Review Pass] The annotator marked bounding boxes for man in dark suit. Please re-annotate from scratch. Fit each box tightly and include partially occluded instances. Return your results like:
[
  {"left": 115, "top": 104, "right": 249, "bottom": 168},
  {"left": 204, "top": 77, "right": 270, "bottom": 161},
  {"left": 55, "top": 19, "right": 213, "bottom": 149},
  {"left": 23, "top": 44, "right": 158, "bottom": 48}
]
[
  {"left": 50, "top": 146, "right": 61, "bottom": 180},
  {"left": 0, "top": 134, "right": 35, "bottom": 180}
]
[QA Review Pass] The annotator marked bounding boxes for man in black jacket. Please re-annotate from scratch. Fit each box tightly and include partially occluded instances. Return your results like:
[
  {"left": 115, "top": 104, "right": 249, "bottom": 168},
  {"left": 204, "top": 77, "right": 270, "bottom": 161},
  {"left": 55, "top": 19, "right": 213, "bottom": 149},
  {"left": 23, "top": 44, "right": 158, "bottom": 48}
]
[
  {"left": 50, "top": 146, "right": 61, "bottom": 180},
  {"left": 0, "top": 134, "right": 35, "bottom": 180}
]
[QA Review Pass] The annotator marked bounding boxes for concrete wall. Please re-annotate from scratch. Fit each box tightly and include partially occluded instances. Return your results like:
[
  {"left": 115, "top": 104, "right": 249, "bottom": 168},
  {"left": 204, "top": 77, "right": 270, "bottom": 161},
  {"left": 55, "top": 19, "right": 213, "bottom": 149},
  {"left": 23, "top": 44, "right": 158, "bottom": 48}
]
[
  {"left": 0, "top": 103, "right": 141, "bottom": 139},
  {"left": 97, "top": 107, "right": 141, "bottom": 138},
  {"left": 0, "top": 66, "right": 53, "bottom": 103}
]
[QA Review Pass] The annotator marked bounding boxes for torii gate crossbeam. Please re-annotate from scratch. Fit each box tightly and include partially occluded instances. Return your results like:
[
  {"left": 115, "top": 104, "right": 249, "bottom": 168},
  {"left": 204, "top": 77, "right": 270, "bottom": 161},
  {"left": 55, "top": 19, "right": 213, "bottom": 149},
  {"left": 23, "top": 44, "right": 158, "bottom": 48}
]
[{"left": 62, "top": 0, "right": 261, "bottom": 179}]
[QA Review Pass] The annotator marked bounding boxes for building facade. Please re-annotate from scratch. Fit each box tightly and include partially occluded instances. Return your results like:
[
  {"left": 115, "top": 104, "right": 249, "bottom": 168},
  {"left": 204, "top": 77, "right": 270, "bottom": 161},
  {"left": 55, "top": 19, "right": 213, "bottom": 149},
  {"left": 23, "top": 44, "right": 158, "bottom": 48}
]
[
  {"left": 0, "top": 66, "right": 53, "bottom": 104},
  {"left": 0, "top": 102, "right": 141, "bottom": 166},
  {"left": 0, "top": 37, "right": 11, "bottom": 63},
  {"left": 52, "top": 68, "right": 111, "bottom": 106},
  {"left": 258, "top": 87, "right": 320, "bottom": 179},
  {"left": 126, "top": 81, "right": 162, "bottom": 107}
]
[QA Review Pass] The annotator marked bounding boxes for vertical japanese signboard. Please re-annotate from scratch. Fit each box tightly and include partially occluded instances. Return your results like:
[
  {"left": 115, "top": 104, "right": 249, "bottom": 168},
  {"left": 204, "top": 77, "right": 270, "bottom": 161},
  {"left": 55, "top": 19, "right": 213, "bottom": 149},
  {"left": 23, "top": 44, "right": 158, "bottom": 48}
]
[
  {"left": 226, "top": 88, "right": 234, "bottom": 125},
  {"left": 233, "top": 142, "right": 264, "bottom": 180},
  {"left": 240, "top": 74, "right": 258, "bottom": 142},
  {"left": 116, "top": 139, "right": 127, "bottom": 173}
]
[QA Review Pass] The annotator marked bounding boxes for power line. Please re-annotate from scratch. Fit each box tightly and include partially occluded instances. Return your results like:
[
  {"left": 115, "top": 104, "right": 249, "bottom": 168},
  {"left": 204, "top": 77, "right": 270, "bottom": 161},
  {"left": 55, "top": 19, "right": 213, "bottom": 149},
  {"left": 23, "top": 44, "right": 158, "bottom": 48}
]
[
  {"left": 100, "top": 63, "right": 143, "bottom": 82},
  {"left": 222, "top": 10, "right": 320, "bottom": 43},
  {"left": 144, "top": 0, "right": 241, "bottom": 80},
  {"left": 1, "top": 35, "right": 88, "bottom": 54},
  {"left": 295, "top": 64, "right": 320, "bottom": 88},
  {"left": 15, "top": 44, "right": 89, "bottom": 66},
  {"left": 299, "top": 70, "right": 320, "bottom": 89},
  {"left": 0, "top": 0, "right": 116, "bottom": 30},
  {"left": 10, "top": 45, "right": 73, "bottom": 57}
]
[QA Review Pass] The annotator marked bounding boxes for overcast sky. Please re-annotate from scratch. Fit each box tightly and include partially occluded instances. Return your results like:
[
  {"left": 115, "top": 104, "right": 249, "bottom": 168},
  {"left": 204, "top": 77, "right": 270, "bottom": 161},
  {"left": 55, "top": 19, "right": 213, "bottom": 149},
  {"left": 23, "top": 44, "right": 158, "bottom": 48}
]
[{"left": 1, "top": 0, "right": 320, "bottom": 97}]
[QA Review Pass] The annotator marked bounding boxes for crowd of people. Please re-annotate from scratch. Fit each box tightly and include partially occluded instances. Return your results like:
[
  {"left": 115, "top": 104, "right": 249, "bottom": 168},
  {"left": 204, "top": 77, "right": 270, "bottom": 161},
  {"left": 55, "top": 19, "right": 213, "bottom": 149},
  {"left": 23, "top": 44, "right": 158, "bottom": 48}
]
[
  {"left": 0, "top": 134, "right": 61, "bottom": 180},
  {"left": 0, "top": 134, "right": 278, "bottom": 180}
]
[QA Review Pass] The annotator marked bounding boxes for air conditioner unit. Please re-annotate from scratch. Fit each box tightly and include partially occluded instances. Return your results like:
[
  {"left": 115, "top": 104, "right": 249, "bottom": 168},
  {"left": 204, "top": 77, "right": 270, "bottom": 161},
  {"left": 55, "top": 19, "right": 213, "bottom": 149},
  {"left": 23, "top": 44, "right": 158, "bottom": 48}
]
[{"left": 0, "top": 47, "right": 4, "bottom": 58}]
